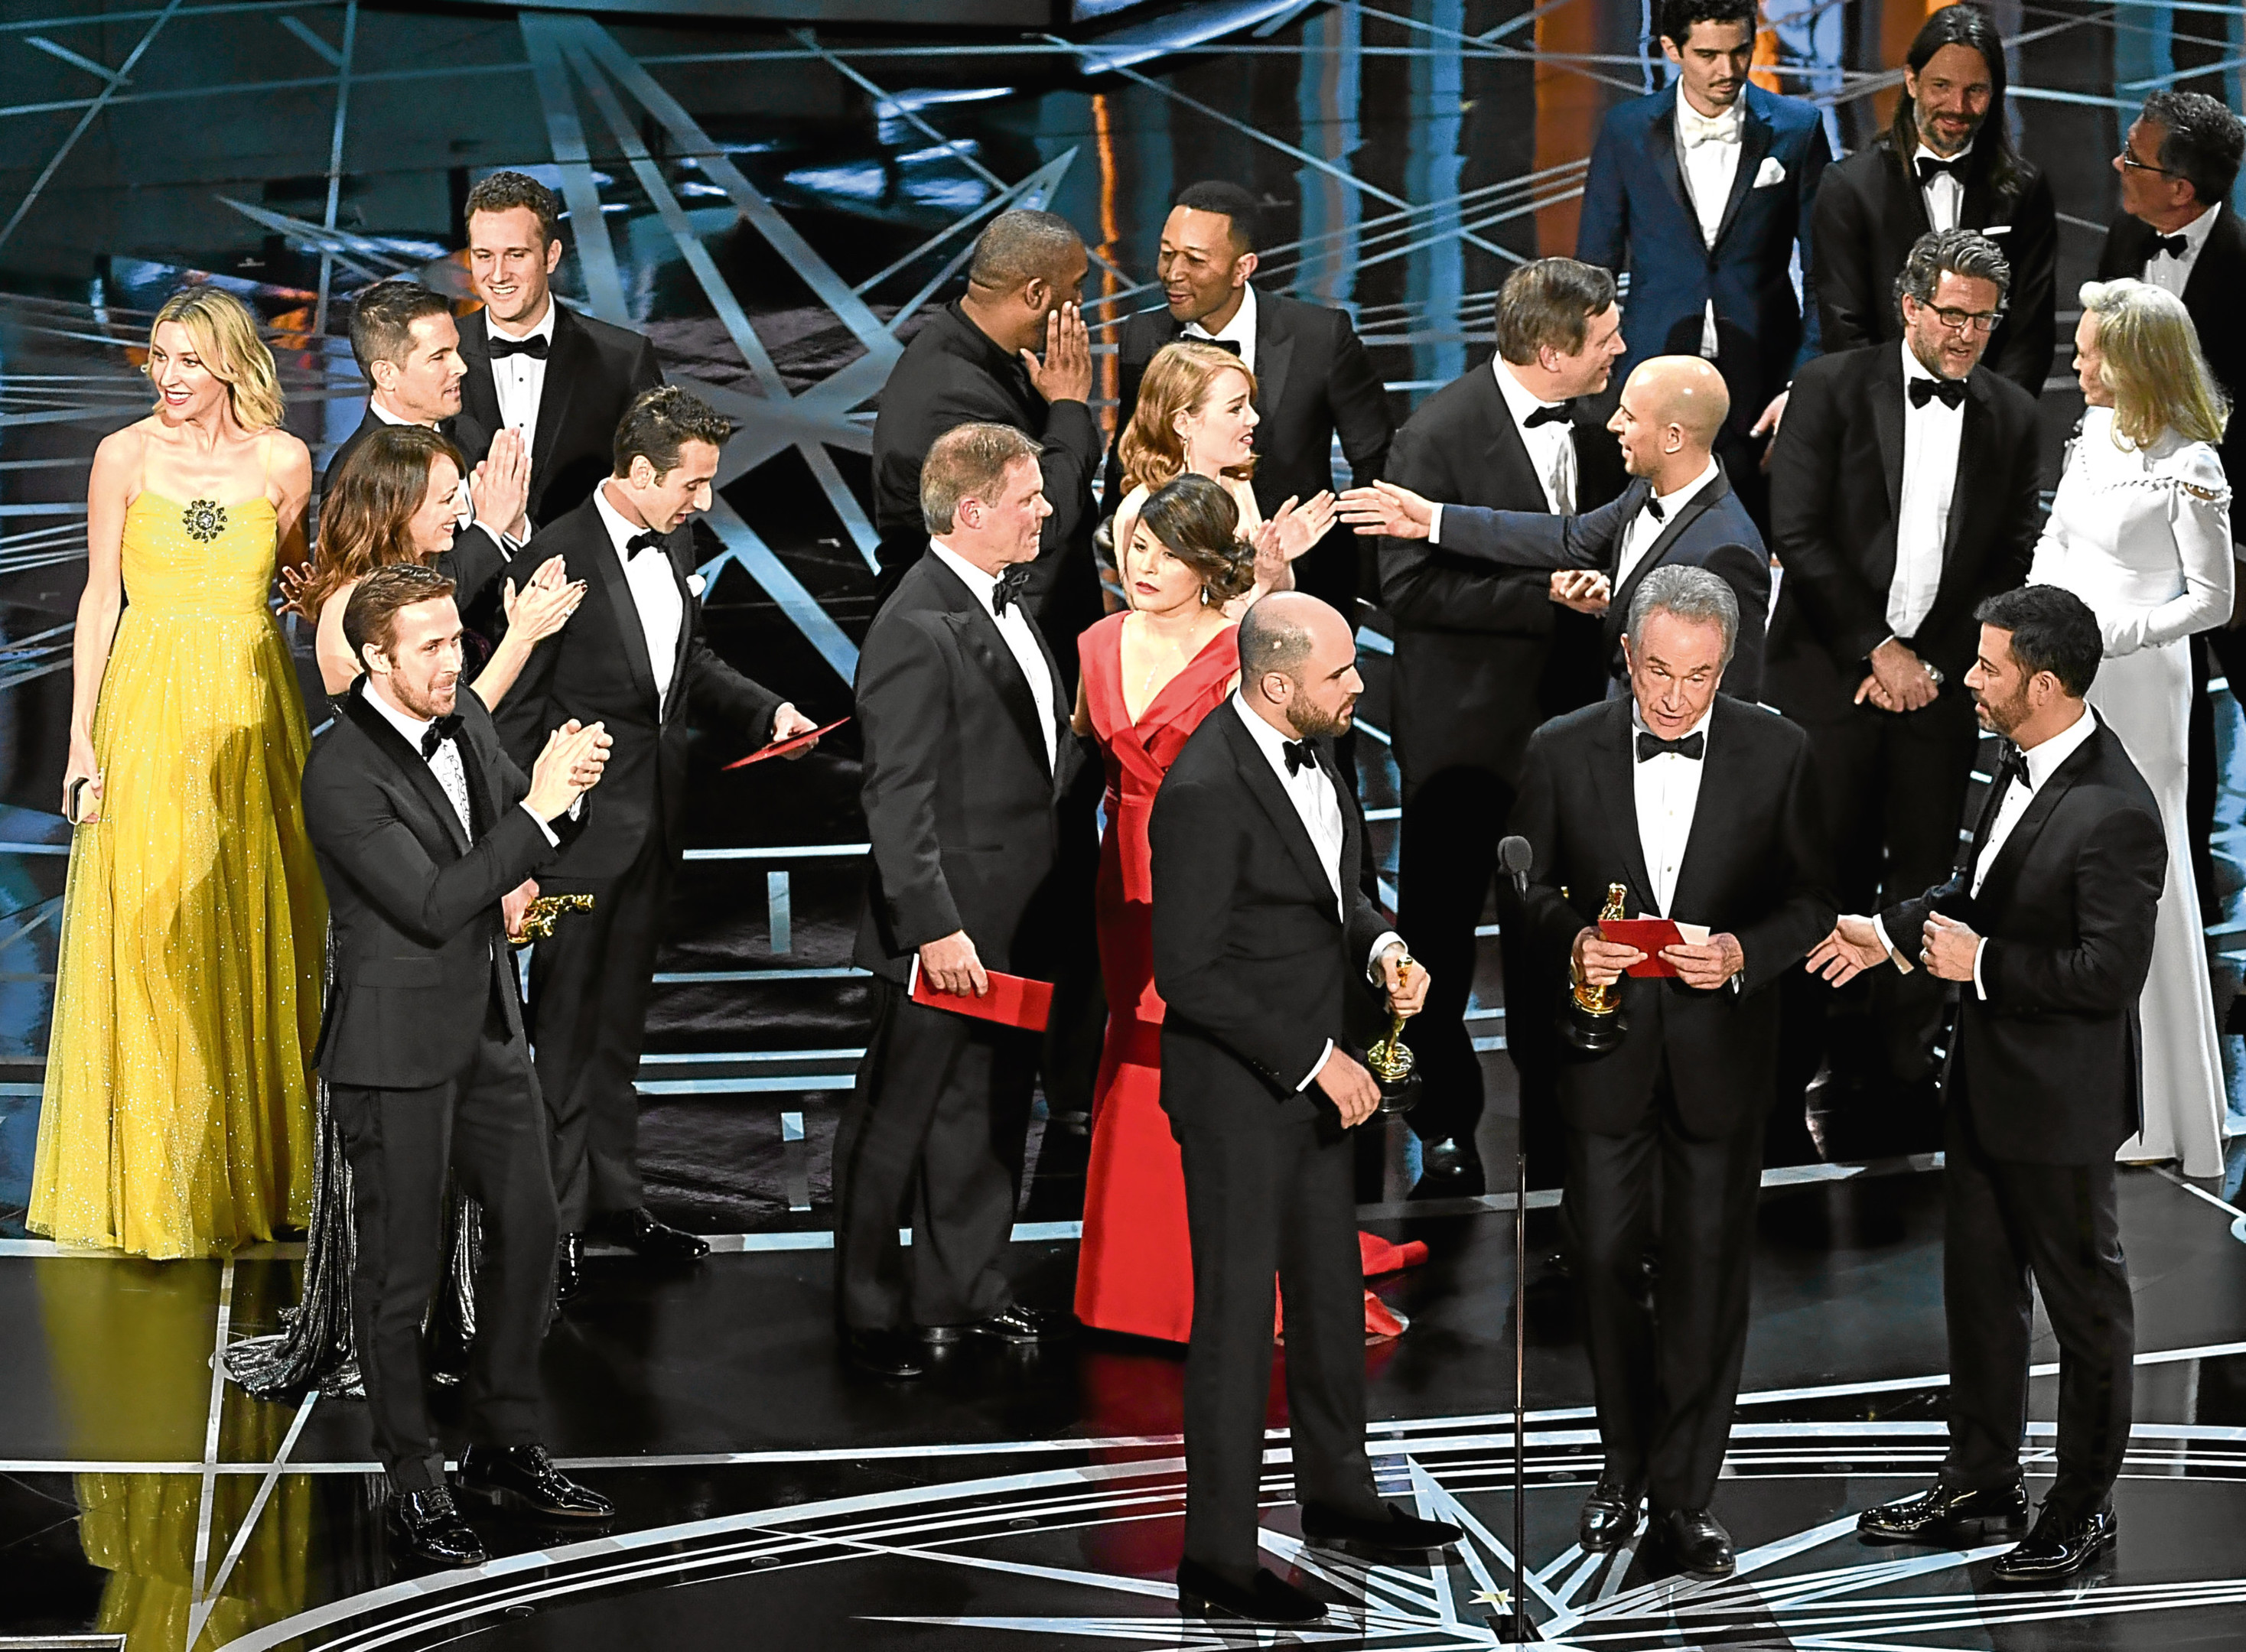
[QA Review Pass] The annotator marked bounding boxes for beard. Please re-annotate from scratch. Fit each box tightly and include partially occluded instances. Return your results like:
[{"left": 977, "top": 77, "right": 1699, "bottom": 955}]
[
  {"left": 1287, "top": 695, "right": 1356, "bottom": 740},
  {"left": 1973, "top": 681, "right": 2030, "bottom": 739}
]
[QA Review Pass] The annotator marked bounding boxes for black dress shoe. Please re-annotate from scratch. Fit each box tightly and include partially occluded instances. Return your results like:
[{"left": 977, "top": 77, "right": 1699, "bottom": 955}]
[
  {"left": 1578, "top": 1479, "right": 1644, "bottom": 1553},
  {"left": 389, "top": 1486, "right": 487, "bottom": 1567},
  {"left": 602, "top": 1208, "right": 710, "bottom": 1262},
  {"left": 1413, "top": 1136, "right": 1486, "bottom": 1196},
  {"left": 1657, "top": 1507, "right": 1736, "bottom": 1578},
  {"left": 456, "top": 1444, "right": 614, "bottom": 1520},
  {"left": 965, "top": 1305, "right": 1075, "bottom": 1344},
  {"left": 554, "top": 1233, "right": 584, "bottom": 1305},
  {"left": 1857, "top": 1478, "right": 2028, "bottom": 1544},
  {"left": 1301, "top": 1500, "right": 1463, "bottom": 1559},
  {"left": 1174, "top": 1557, "right": 1326, "bottom": 1623},
  {"left": 843, "top": 1328, "right": 927, "bottom": 1378},
  {"left": 1990, "top": 1505, "right": 2117, "bottom": 1585}
]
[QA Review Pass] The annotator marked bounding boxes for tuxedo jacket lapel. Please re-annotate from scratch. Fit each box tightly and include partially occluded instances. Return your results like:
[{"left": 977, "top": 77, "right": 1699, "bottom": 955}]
[
  {"left": 530, "top": 304, "right": 588, "bottom": 487},
  {"left": 1713, "top": 101, "right": 1773, "bottom": 249},
  {"left": 1476, "top": 371, "right": 1547, "bottom": 504},
  {"left": 1219, "top": 710, "right": 1338, "bottom": 920},
  {"left": 341, "top": 683, "right": 473, "bottom": 857},
  {"left": 1649, "top": 89, "right": 1694, "bottom": 223},
  {"left": 1972, "top": 734, "right": 2095, "bottom": 913},
  {"left": 1589, "top": 699, "right": 1658, "bottom": 914},
  {"left": 1668, "top": 697, "right": 1746, "bottom": 919},
  {"left": 1943, "top": 376, "right": 1997, "bottom": 569},
  {"left": 1255, "top": 305, "right": 1297, "bottom": 422},
  {"left": 661, "top": 531, "right": 695, "bottom": 724},
  {"left": 933, "top": 569, "right": 1053, "bottom": 776},
  {"left": 457, "top": 311, "right": 503, "bottom": 437},
  {"left": 1602, "top": 473, "right": 1729, "bottom": 662},
  {"left": 1872, "top": 346, "right": 1906, "bottom": 522},
  {"left": 584, "top": 515, "right": 662, "bottom": 717}
]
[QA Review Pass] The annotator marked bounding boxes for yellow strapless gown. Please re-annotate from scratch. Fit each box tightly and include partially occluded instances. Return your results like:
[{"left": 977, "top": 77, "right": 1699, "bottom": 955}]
[{"left": 30, "top": 490, "right": 325, "bottom": 1259}]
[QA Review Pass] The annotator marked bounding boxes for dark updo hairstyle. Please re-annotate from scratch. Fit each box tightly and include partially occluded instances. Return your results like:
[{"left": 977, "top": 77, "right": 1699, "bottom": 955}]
[{"left": 1133, "top": 473, "right": 1258, "bottom": 604}]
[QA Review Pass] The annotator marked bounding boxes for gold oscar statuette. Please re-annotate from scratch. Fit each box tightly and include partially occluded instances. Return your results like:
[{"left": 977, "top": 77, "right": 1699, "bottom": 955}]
[
  {"left": 1368, "top": 951, "right": 1418, "bottom": 1113},
  {"left": 516, "top": 893, "right": 595, "bottom": 945},
  {"left": 1560, "top": 883, "right": 1631, "bottom": 1054}
]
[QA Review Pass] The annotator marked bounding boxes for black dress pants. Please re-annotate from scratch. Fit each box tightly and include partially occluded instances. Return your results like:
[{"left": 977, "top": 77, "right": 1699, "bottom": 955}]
[
  {"left": 1566, "top": 1071, "right": 1763, "bottom": 1514},
  {"left": 833, "top": 977, "right": 1038, "bottom": 1332},
  {"left": 526, "top": 826, "right": 669, "bottom": 1231},
  {"left": 1177, "top": 1112, "right": 1383, "bottom": 1581},
  {"left": 331, "top": 1011, "right": 559, "bottom": 1492},
  {"left": 1941, "top": 1101, "right": 2136, "bottom": 1519}
]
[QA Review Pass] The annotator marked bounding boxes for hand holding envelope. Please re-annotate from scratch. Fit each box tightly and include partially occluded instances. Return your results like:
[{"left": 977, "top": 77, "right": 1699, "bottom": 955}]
[{"left": 1600, "top": 914, "right": 1746, "bottom": 990}]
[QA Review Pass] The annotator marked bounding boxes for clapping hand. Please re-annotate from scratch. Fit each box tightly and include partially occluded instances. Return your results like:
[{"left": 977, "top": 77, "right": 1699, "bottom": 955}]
[
  {"left": 1551, "top": 568, "right": 1611, "bottom": 615},
  {"left": 767, "top": 702, "right": 820, "bottom": 759},
  {"left": 1021, "top": 304, "right": 1093, "bottom": 405},
  {"left": 1337, "top": 480, "right": 1437, "bottom": 540},
  {"left": 470, "top": 428, "right": 532, "bottom": 541},
  {"left": 525, "top": 718, "right": 611, "bottom": 820},
  {"left": 502, "top": 554, "right": 586, "bottom": 646},
  {"left": 277, "top": 560, "right": 317, "bottom": 622},
  {"left": 1806, "top": 915, "right": 1893, "bottom": 985}
]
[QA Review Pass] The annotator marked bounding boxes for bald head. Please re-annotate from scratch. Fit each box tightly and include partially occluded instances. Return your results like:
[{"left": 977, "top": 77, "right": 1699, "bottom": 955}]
[
  {"left": 1239, "top": 591, "right": 1362, "bottom": 739},
  {"left": 1608, "top": 355, "right": 1730, "bottom": 487}
]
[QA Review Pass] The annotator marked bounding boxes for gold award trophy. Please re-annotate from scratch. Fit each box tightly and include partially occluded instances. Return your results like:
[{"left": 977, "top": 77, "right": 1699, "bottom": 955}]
[
  {"left": 1560, "top": 883, "right": 1631, "bottom": 1054},
  {"left": 514, "top": 893, "right": 595, "bottom": 945},
  {"left": 1367, "top": 951, "right": 1419, "bottom": 1113}
]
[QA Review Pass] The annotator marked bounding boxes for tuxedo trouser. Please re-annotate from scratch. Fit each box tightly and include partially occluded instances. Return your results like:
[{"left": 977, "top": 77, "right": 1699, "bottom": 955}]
[
  {"left": 1567, "top": 1070, "right": 1762, "bottom": 1513},
  {"left": 833, "top": 977, "right": 1037, "bottom": 1331},
  {"left": 526, "top": 827, "right": 669, "bottom": 1231},
  {"left": 1395, "top": 764, "right": 1564, "bottom": 1185},
  {"left": 2186, "top": 633, "right": 2241, "bottom": 930},
  {"left": 1041, "top": 762, "right": 1106, "bottom": 1120},
  {"left": 1941, "top": 1101, "right": 2135, "bottom": 1518},
  {"left": 1177, "top": 1114, "right": 1384, "bottom": 1581},
  {"left": 330, "top": 1006, "right": 559, "bottom": 1492}
]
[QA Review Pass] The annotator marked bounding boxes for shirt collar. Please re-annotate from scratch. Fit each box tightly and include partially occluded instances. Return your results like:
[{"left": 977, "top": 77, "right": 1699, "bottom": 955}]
[
  {"left": 363, "top": 675, "right": 436, "bottom": 747},
  {"left": 1492, "top": 357, "right": 1568, "bottom": 431},
  {"left": 593, "top": 482, "right": 657, "bottom": 559},
  {"left": 1651, "top": 456, "right": 1721, "bottom": 512},
  {"left": 488, "top": 296, "right": 558, "bottom": 345},
  {"left": 2161, "top": 202, "right": 2222, "bottom": 255},
  {"left": 1676, "top": 94, "right": 1743, "bottom": 142},
  {"left": 2020, "top": 705, "right": 2098, "bottom": 790},
  {"left": 1185, "top": 281, "right": 1257, "bottom": 348},
  {"left": 368, "top": 397, "right": 428, "bottom": 429},
  {"left": 929, "top": 539, "right": 1007, "bottom": 615},
  {"left": 1231, "top": 689, "right": 1307, "bottom": 772},
  {"left": 1629, "top": 699, "right": 1716, "bottom": 750}
]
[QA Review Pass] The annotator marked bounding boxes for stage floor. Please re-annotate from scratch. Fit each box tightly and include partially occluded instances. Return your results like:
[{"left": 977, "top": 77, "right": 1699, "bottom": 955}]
[{"left": 1, "top": 1156, "right": 2242, "bottom": 1650}]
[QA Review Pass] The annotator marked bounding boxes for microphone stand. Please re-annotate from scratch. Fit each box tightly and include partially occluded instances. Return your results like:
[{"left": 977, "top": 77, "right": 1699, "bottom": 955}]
[{"left": 1504, "top": 850, "right": 1536, "bottom": 1646}]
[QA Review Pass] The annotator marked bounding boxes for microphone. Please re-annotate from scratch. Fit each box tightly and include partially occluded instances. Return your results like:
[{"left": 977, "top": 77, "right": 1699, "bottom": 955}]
[{"left": 1498, "top": 834, "right": 1533, "bottom": 898}]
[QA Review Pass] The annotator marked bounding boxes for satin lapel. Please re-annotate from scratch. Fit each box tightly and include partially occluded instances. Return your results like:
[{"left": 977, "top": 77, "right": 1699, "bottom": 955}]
[
  {"left": 1588, "top": 698, "right": 1658, "bottom": 913},
  {"left": 1972, "top": 732, "right": 2097, "bottom": 912},
  {"left": 529, "top": 304, "right": 587, "bottom": 483},
  {"left": 1873, "top": 347, "right": 1906, "bottom": 521},
  {"left": 587, "top": 516, "right": 662, "bottom": 717},
  {"left": 1327, "top": 741, "right": 1360, "bottom": 912},
  {"left": 1603, "top": 475, "right": 1722, "bottom": 659},
  {"left": 1479, "top": 370, "right": 1545, "bottom": 502},
  {"left": 1255, "top": 304, "right": 1297, "bottom": 423},
  {"left": 1942, "top": 375, "right": 1994, "bottom": 570},
  {"left": 1668, "top": 696, "right": 1746, "bottom": 918},
  {"left": 946, "top": 599, "right": 1051, "bottom": 776},
  {"left": 340, "top": 683, "right": 471, "bottom": 857},
  {"left": 1712, "top": 99, "right": 1773, "bottom": 249},
  {"left": 1649, "top": 89, "right": 1692, "bottom": 223},
  {"left": 1219, "top": 710, "right": 1338, "bottom": 919},
  {"left": 457, "top": 311, "right": 503, "bottom": 436},
  {"left": 662, "top": 529, "right": 694, "bottom": 724}
]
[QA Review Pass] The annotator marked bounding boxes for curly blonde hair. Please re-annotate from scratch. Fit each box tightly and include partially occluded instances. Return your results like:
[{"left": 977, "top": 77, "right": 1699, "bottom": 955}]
[
  {"left": 1117, "top": 340, "right": 1258, "bottom": 497},
  {"left": 2079, "top": 278, "right": 2229, "bottom": 449},
  {"left": 147, "top": 285, "right": 286, "bottom": 432}
]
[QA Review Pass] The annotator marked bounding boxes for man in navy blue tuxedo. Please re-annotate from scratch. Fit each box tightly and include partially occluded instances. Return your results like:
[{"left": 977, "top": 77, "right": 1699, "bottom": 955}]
[{"left": 1576, "top": 0, "right": 1830, "bottom": 529}]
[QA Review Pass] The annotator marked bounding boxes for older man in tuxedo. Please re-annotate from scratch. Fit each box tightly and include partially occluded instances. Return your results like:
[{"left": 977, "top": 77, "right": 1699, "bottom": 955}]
[
  {"left": 1815, "top": 585, "right": 2163, "bottom": 1585},
  {"left": 1510, "top": 564, "right": 1833, "bottom": 1577}
]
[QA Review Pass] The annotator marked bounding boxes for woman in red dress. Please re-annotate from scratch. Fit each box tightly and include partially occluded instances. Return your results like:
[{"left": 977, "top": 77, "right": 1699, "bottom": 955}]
[{"left": 1073, "top": 475, "right": 1420, "bottom": 1344}]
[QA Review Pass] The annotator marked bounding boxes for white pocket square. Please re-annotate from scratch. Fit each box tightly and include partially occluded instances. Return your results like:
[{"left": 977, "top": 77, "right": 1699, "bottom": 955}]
[
  {"left": 687, "top": 573, "right": 707, "bottom": 599},
  {"left": 1753, "top": 156, "right": 1787, "bottom": 188}
]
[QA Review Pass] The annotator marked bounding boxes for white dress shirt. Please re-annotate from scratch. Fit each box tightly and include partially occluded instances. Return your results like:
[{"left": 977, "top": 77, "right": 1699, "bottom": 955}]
[
  {"left": 368, "top": 398, "right": 517, "bottom": 551},
  {"left": 930, "top": 541, "right": 1060, "bottom": 772},
  {"left": 1677, "top": 96, "right": 1744, "bottom": 357},
  {"left": 1616, "top": 457, "right": 1720, "bottom": 594},
  {"left": 593, "top": 484, "right": 687, "bottom": 711},
  {"left": 363, "top": 680, "right": 559, "bottom": 848},
  {"left": 486, "top": 298, "right": 557, "bottom": 437},
  {"left": 1229, "top": 693, "right": 1404, "bottom": 1089},
  {"left": 1183, "top": 280, "right": 1258, "bottom": 374},
  {"left": 1890, "top": 343, "right": 1964, "bottom": 641},
  {"left": 1630, "top": 702, "right": 1713, "bottom": 919},
  {"left": 2142, "top": 203, "right": 2221, "bottom": 301},
  {"left": 1914, "top": 139, "right": 1971, "bottom": 233}
]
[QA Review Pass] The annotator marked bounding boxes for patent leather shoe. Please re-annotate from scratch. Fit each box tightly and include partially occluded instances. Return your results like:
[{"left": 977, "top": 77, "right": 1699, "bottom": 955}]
[
  {"left": 554, "top": 1233, "right": 584, "bottom": 1305},
  {"left": 1657, "top": 1507, "right": 1736, "bottom": 1578},
  {"left": 1301, "top": 1500, "right": 1463, "bottom": 1559},
  {"left": 965, "top": 1305, "right": 1074, "bottom": 1344},
  {"left": 1578, "top": 1479, "right": 1643, "bottom": 1553},
  {"left": 843, "top": 1328, "right": 927, "bottom": 1378},
  {"left": 1412, "top": 1136, "right": 1486, "bottom": 1196},
  {"left": 602, "top": 1208, "right": 709, "bottom": 1262},
  {"left": 456, "top": 1444, "right": 613, "bottom": 1520},
  {"left": 1174, "top": 1558, "right": 1326, "bottom": 1623},
  {"left": 1857, "top": 1478, "right": 2028, "bottom": 1544},
  {"left": 389, "top": 1486, "right": 487, "bottom": 1568},
  {"left": 1989, "top": 1505, "right": 2117, "bottom": 1585}
]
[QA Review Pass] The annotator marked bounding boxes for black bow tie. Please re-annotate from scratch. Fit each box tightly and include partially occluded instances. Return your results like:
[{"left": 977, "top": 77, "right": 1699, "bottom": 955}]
[
  {"left": 1523, "top": 402, "right": 1573, "bottom": 429},
  {"left": 1643, "top": 492, "right": 1667, "bottom": 522},
  {"left": 624, "top": 529, "right": 667, "bottom": 560},
  {"left": 1283, "top": 737, "right": 1317, "bottom": 776},
  {"left": 420, "top": 714, "right": 464, "bottom": 759},
  {"left": 1909, "top": 376, "right": 1968, "bottom": 411},
  {"left": 488, "top": 333, "right": 550, "bottom": 361},
  {"left": 2151, "top": 233, "right": 2191, "bottom": 260},
  {"left": 991, "top": 564, "right": 1033, "bottom": 616},
  {"left": 1990, "top": 740, "right": 2027, "bottom": 797},
  {"left": 1636, "top": 730, "right": 1704, "bottom": 763},
  {"left": 1914, "top": 154, "right": 1968, "bottom": 187},
  {"left": 1190, "top": 335, "right": 1242, "bottom": 356}
]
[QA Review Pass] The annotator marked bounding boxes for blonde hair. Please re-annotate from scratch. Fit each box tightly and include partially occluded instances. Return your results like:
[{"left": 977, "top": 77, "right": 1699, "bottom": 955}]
[
  {"left": 2078, "top": 278, "right": 2228, "bottom": 449},
  {"left": 147, "top": 286, "right": 286, "bottom": 432},
  {"left": 1118, "top": 340, "right": 1258, "bottom": 496}
]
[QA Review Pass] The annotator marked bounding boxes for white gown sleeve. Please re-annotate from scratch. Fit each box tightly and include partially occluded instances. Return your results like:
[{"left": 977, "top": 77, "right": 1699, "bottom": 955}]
[{"left": 2103, "top": 444, "right": 2233, "bottom": 658}]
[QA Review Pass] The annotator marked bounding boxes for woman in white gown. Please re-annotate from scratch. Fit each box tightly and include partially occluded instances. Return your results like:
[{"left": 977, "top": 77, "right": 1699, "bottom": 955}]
[{"left": 2029, "top": 278, "right": 2232, "bottom": 1177}]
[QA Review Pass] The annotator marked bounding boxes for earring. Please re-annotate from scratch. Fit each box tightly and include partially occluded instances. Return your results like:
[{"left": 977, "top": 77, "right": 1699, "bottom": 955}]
[{"left": 1200, "top": 584, "right": 1213, "bottom": 606}]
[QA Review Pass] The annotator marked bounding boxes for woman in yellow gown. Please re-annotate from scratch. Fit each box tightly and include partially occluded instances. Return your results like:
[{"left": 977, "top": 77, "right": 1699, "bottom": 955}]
[{"left": 32, "top": 285, "right": 326, "bottom": 1259}]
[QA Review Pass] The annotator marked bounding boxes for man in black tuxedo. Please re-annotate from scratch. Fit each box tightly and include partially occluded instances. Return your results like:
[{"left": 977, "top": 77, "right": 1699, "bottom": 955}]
[
  {"left": 1151, "top": 591, "right": 1459, "bottom": 1624},
  {"left": 838, "top": 423, "right": 1085, "bottom": 1382},
  {"left": 1765, "top": 228, "right": 2042, "bottom": 1155},
  {"left": 330, "top": 281, "right": 529, "bottom": 617},
  {"left": 302, "top": 563, "right": 616, "bottom": 1566},
  {"left": 1510, "top": 565, "right": 1834, "bottom": 1578},
  {"left": 1811, "top": 4, "right": 2057, "bottom": 398},
  {"left": 2100, "top": 93, "right": 2246, "bottom": 928},
  {"left": 1817, "top": 585, "right": 2163, "bottom": 1585},
  {"left": 496, "top": 387, "right": 819, "bottom": 1299},
  {"left": 1346, "top": 354, "right": 1771, "bottom": 701},
  {"left": 1106, "top": 180, "right": 1393, "bottom": 617},
  {"left": 452, "top": 171, "right": 664, "bottom": 531},
  {"left": 871, "top": 210, "right": 1103, "bottom": 659}
]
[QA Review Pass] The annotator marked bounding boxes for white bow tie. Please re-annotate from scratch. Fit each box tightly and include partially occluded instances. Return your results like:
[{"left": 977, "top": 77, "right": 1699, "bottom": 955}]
[{"left": 1678, "top": 103, "right": 1742, "bottom": 148}]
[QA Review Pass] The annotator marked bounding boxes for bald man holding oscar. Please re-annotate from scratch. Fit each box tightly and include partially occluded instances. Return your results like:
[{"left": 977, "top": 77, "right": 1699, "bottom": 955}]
[{"left": 1341, "top": 355, "right": 1769, "bottom": 701}]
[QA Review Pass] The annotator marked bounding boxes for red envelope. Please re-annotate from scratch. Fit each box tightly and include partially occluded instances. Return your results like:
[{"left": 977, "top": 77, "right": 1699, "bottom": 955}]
[
  {"left": 908, "top": 956, "right": 1053, "bottom": 1032},
  {"left": 724, "top": 717, "right": 848, "bottom": 769},
  {"left": 1599, "top": 916, "right": 1711, "bottom": 978}
]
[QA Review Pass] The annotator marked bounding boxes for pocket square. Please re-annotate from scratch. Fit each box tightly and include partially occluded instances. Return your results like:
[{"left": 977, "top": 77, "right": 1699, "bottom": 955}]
[{"left": 1753, "top": 156, "right": 1787, "bottom": 188}]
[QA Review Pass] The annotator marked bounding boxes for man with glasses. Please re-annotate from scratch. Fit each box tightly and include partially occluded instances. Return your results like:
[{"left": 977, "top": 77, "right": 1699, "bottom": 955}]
[{"left": 1762, "top": 229, "right": 2042, "bottom": 1160}]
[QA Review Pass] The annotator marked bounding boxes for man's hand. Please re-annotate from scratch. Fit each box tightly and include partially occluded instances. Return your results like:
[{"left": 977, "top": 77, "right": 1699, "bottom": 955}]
[
  {"left": 1022, "top": 304, "right": 1092, "bottom": 405},
  {"left": 470, "top": 426, "right": 532, "bottom": 541},
  {"left": 503, "top": 878, "right": 539, "bottom": 942},
  {"left": 768, "top": 702, "right": 820, "bottom": 759},
  {"left": 1314, "top": 1047, "right": 1382, "bottom": 1128},
  {"left": 1378, "top": 946, "right": 1430, "bottom": 1017},
  {"left": 525, "top": 718, "right": 611, "bottom": 819},
  {"left": 1852, "top": 672, "right": 1904, "bottom": 713},
  {"left": 1806, "top": 915, "right": 1893, "bottom": 985},
  {"left": 1572, "top": 926, "right": 1645, "bottom": 988},
  {"left": 1868, "top": 637, "right": 1939, "bottom": 713},
  {"left": 1662, "top": 932, "right": 1745, "bottom": 990},
  {"left": 918, "top": 929, "right": 988, "bottom": 997},
  {"left": 1750, "top": 389, "right": 1789, "bottom": 443},
  {"left": 1551, "top": 568, "right": 1612, "bottom": 616},
  {"left": 1921, "top": 911, "right": 1980, "bottom": 982},
  {"left": 1337, "top": 480, "right": 1436, "bottom": 540}
]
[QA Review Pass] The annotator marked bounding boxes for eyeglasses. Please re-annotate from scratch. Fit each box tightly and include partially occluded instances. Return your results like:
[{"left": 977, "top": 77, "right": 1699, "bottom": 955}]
[
  {"left": 2117, "top": 147, "right": 2179, "bottom": 177},
  {"left": 1927, "top": 304, "right": 2004, "bottom": 335}
]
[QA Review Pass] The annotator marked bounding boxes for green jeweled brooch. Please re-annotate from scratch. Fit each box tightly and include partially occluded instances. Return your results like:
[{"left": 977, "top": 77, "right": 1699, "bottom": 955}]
[{"left": 181, "top": 498, "right": 227, "bottom": 543}]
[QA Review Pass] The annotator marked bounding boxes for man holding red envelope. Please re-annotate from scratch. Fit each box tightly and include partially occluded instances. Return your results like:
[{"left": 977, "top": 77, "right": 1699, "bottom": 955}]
[{"left": 1508, "top": 564, "right": 1833, "bottom": 1579}]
